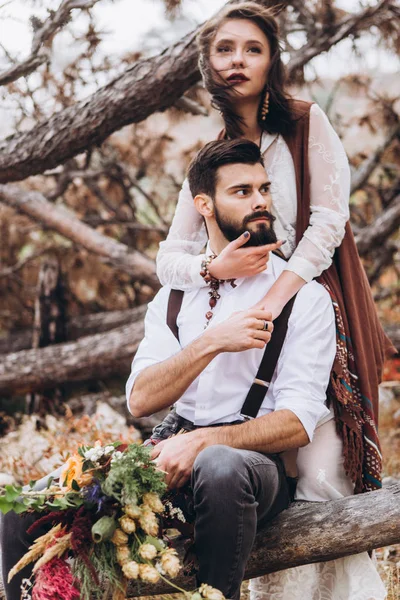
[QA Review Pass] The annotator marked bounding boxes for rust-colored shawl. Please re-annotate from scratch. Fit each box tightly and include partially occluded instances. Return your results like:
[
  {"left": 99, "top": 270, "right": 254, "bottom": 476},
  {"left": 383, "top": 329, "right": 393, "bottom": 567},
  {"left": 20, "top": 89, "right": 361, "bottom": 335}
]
[{"left": 283, "top": 99, "right": 396, "bottom": 493}]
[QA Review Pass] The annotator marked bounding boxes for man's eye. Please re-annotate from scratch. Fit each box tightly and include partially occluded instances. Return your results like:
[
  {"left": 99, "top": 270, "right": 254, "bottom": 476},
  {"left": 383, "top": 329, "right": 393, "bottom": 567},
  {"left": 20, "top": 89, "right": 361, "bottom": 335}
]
[{"left": 237, "top": 189, "right": 249, "bottom": 196}]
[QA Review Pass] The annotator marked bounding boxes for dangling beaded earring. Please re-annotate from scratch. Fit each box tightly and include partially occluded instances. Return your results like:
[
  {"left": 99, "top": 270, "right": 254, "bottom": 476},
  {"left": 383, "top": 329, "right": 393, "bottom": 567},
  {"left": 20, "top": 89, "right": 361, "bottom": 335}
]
[{"left": 261, "top": 90, "right": 270, "bottom": 121}]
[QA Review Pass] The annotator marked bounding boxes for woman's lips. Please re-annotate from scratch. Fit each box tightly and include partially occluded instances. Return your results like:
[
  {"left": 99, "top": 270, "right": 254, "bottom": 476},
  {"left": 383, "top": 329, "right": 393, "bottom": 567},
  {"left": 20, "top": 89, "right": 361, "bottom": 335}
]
[{"left": 227, "top": 74, "right": 250, "bottom": 83}]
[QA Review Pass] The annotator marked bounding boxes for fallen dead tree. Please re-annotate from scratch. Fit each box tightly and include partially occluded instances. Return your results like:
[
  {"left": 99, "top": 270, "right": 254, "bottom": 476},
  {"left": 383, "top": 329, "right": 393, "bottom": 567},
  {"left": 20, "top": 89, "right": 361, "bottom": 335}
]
[
  {"left": 0, "top": 321, "right": 144, "bottom": 396},
  {"left": 0, "top": 305, "right": 147, "bottom": 354},
  {"left": 127, "top": 482, "right": 400, "bottom": 597}
]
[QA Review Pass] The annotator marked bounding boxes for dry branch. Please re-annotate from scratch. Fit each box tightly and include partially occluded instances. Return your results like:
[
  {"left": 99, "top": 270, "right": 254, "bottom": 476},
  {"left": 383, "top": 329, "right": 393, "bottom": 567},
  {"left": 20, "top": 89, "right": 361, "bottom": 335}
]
[
  {"left": 0, "top": 0, "right": 102, "bottom": 87},
  {"left": 351, "top": 121, "right": 400, "bottom": 194},
  {"left": 0, "top": 305, "right": 147, "bottom": 354},
  {"left": 0, "top": 321, "right": 144, "bottom": 395},
  {"left": 355, "top": 197, "right": 400, "bottom": 256},
  {"left": 0, "top": 0, "right": 395, "bottom": 183},
  {"left": 0, "top": 184, "right": 158, "bottom": 286},
  {"left": 127, "top": 483, "right": 400, "bottom": 596}
]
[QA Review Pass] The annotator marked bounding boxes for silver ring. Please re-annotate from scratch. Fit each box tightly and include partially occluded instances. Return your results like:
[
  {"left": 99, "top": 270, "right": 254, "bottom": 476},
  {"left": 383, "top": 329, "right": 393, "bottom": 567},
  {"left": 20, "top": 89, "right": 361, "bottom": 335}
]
[{"left": 263, "top": 321, "right": 269, "bottom": 331}]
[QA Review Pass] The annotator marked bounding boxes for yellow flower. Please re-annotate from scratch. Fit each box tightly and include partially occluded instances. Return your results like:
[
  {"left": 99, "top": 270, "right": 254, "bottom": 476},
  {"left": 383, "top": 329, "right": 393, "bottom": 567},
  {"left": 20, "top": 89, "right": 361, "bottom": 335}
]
[
  {"left": 116, "top": 545, "right": 130, "bottom": 565},
  {"left": 111, "top": 528, "right": 129, "bottom": 546},
  {"left": 139, "top": 506, "right": 159, "bottom": 537},
  {"left": 59, "top": 453, "right": 92, "bottom": 491},
  {"left": 124, "top": 504, "right": 141, "bottom": 520},
  {"left": 199, "top": 584, "right": 225, "bottom": 600},
  {"left": 139, "top": 543, "right": 157, "bottom": 561},
  {"left": 119, "top": 515, "right": 136, "bottom": 535},
  {"left": 122, "top": 560, "right": 139, "bottom": 580},
  {"left": 139, "top": 564, "right": 160, "bottom": 584},
  {"left": 142, "top": 492, "right": 164, "bottom": 514},
  {"left": 160, "top": 548, "right": 181, "bottom": 578}
]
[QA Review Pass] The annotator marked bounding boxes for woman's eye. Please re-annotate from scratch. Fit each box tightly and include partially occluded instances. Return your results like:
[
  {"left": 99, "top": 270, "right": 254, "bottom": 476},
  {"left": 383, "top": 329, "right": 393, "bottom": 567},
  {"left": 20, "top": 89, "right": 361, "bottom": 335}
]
[
  {"left": 216, "top": 46, "right": 231, "bottom": 53},
  {"left": 248, "top": 47, "right": 261, "bottom": 53}
]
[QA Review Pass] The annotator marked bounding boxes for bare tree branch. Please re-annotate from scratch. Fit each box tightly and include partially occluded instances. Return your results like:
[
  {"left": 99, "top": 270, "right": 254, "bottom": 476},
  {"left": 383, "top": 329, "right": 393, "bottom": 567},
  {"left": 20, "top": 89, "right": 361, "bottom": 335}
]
[
  {"left": 0, "top": 0, "right": 102, "bottom": 87},
  {"left": 287, "top": 0, "right": 395, "bottom": 76},
  {"left": 351, "top": 121, "right": 400, "bottom": 194},
  {"left": 0, "top": 0, "right": 395, "bottom": 184},
  {"left": 0, "top": 184, "right": 159, "bottom": 286},
  {"left": 175, "top": 96, "right": 208, "bottom": 116},
  {"left": 355, "top": 197, "right": 400, "bottom": 256}
]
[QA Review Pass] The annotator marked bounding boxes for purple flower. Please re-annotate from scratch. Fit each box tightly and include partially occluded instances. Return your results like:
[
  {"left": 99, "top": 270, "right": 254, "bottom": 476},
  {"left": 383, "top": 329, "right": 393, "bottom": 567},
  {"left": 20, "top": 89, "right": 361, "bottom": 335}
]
[{"left": 81, "top": 480, "right": 108, "bottom": 512}]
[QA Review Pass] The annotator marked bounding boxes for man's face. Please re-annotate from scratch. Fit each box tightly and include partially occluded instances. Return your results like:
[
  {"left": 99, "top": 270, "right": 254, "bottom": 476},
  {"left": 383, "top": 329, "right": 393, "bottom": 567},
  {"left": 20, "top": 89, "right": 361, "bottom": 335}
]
[{"left": 212, "top": 162, "right": 277, "bottom": 246}]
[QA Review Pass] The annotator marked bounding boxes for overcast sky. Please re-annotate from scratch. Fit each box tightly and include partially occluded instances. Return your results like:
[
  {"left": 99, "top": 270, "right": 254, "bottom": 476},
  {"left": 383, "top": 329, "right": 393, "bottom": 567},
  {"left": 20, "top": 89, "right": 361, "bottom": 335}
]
[{"left": 0, "top": 0, "right": 398, "bottom": 80}]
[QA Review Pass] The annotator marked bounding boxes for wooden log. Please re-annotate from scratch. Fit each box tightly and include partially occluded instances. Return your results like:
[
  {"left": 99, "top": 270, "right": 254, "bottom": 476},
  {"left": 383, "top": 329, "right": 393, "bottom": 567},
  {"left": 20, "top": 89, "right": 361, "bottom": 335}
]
[
  {"left": 0, "top": 305, "right": 148, "bottom": 355},
  {"left": 127, "top": 483, "right": 400, "bottom": 597},
  {"left": 0, "top": 321, "right": 144, "bottom": 396}
]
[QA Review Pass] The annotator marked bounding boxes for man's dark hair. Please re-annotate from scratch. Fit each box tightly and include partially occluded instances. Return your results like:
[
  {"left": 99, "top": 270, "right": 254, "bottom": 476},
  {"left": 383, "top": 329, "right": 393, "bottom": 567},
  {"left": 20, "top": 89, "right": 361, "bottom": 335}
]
[{"left": 187, "top": 139, "right": 264, "bottom": 198}]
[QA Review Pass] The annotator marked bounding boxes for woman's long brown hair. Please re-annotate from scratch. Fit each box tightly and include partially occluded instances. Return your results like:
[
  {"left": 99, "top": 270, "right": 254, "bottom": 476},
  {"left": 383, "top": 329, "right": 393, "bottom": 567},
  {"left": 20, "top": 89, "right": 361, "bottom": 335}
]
[{"left": 197, "top": 2, "right": 296, "bottom": 139}]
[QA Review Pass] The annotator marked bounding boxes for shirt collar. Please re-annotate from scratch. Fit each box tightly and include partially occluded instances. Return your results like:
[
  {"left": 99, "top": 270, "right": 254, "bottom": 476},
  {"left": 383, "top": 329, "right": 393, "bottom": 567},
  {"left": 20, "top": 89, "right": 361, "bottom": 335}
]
[{"left": 260, "top": 131, "right": 278, "bottom": 155}]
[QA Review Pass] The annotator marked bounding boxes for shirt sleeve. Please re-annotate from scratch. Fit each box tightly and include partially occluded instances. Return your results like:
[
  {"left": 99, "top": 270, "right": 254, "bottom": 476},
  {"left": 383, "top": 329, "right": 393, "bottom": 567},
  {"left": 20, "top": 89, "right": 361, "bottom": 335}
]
[
  {"left": 125, "top": 287, "right": 182, "bottom": 413},
  {"left": 285, "top": 103, "right": 351, "bottom": 282},
  {"left": 272, "top": 281, "right": 336, "bottom": 441},
  {"left": 156, "top": 178, "right": 208, "bottom": 290}
]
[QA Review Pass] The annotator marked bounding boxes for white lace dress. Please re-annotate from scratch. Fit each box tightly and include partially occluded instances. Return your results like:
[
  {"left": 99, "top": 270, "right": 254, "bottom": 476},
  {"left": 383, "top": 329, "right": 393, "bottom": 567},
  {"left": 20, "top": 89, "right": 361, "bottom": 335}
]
[{"left": 156, "top": 103, "right": 387, "bottom": 599}]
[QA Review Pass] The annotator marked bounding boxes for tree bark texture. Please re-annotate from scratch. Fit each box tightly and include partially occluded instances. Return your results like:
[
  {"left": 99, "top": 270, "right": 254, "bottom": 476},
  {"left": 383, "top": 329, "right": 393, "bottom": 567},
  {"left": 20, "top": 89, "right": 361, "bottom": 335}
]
[
  {"left": 0, "top": 305, "right": 147, "bottom": 354},
  {"left": 0, "top": 185, "right": 158, "bottom": 286},
  {"left": 127, "top": 483, "right": 400, "bottom": 597},
  {"left": 0, "top": 321, "right": 144, "bottom": 396},
  {"left": 0, "top": 0, "right": 395, "bottom": 183},
  {"left": 355, "top": 198, "right": 400, "bottom": 256}
]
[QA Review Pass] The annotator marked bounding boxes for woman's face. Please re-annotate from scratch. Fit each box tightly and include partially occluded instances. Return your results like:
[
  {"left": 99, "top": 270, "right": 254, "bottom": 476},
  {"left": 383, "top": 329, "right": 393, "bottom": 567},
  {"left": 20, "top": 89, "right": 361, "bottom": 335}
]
[{"left": 209, "top": 18, "right": 271, "bottom": 101}]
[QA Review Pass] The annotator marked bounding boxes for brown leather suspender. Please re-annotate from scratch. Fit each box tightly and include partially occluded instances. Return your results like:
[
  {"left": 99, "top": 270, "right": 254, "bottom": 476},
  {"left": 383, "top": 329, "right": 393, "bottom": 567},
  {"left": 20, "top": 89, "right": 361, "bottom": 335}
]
[{"left": 166, "top": 289, "right": 296, "bottom": 420}]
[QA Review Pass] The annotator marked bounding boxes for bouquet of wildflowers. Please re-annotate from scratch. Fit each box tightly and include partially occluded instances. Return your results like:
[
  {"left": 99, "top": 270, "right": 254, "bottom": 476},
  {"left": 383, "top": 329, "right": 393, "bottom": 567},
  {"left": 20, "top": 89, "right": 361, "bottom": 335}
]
[{"left": 0, "top": 441, "right": 224, "bottom": 600}]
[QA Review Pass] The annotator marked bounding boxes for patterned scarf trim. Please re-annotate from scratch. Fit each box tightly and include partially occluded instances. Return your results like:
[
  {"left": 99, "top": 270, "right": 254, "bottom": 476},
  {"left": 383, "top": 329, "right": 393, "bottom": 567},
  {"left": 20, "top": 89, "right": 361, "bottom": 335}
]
[{"left": 324, "top": 286, "right": 383, "bottom": 494}]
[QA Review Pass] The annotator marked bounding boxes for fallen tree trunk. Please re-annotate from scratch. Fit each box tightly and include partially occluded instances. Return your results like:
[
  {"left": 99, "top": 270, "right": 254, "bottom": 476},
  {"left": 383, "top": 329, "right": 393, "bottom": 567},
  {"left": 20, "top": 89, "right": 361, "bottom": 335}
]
[
  {"left": 0, "top": 185, "right": 158, "bottom": 286},
  {"left": 0, "top": 305, "right": 148, "bottom": 354},
  {"left": 0, "top": 1, "right": 395, "bottom": 183},
  {"left": 0, "top": 321, "right": 144, "bottom": 396},
  {"left": 128, "top": 483, "right": 400, "bottom": 597},
  {"left": 0, "top": 312, "right": 398, "bottom": 395}
]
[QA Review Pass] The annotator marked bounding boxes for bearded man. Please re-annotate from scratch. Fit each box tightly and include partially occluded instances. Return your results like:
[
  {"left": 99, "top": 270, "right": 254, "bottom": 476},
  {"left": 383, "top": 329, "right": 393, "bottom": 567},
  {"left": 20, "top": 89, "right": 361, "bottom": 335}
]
[{"left": 126, "top": 139, "right": 341, "bottom": 600}]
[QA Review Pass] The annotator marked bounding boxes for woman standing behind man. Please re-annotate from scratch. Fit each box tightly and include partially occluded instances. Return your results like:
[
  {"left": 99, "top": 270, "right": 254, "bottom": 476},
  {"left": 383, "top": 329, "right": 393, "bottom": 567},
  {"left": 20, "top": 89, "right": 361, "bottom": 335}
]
[{"left": 156, "top": 2, "right": 393, "bottom": 598}]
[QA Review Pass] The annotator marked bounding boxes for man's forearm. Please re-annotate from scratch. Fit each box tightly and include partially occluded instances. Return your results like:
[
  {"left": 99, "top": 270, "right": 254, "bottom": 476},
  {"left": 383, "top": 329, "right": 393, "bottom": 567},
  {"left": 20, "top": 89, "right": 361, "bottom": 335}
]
[
  {"left": 202, "top": 409, "right": 309, "bottom": 454},
  {"left": 129, "top": 333, "right": 219, "bottom": 417}
]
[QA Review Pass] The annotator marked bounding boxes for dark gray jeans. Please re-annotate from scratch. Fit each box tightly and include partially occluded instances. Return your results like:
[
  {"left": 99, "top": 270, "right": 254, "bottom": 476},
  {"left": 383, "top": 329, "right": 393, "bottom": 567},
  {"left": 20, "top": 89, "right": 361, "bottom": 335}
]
[{"left": 151, "top": 411, "right": 291, "bottom": 600}]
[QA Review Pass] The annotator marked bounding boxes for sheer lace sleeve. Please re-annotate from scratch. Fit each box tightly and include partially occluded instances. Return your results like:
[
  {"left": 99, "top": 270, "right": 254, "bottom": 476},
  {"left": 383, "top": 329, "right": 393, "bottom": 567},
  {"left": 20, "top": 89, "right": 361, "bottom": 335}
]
[
  {"left": 285, "top": 103, "right": 351, "bottom": 282},
  {"left": 156, "top": 178, "right": 207, "bottom": 289}
]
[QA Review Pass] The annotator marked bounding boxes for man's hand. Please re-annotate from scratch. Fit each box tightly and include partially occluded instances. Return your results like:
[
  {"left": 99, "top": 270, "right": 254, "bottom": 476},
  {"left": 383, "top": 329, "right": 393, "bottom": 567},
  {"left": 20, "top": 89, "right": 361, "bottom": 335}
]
[
  {"left": 205, "top": 308, "right": 274, "bottom": 353},
  {"left": 151, "top": 429, "right": 209, "bottom": 489},
  {"left": 208, "top": 233, "right": 284, "bottom": 280}
]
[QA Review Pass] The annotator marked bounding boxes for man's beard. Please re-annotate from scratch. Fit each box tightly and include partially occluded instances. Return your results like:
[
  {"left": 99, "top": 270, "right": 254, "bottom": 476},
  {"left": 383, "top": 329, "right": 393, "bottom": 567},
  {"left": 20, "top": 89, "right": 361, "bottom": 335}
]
[{"left": 214, "top": 205, "right": 278, "bottom": 247}]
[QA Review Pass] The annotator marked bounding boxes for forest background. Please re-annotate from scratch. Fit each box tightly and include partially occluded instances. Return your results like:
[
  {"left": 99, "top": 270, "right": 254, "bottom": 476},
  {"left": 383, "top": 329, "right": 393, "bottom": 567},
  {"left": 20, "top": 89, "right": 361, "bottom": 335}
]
[{"left": 0, "top": 0, "right": 399, "bottom": 596}]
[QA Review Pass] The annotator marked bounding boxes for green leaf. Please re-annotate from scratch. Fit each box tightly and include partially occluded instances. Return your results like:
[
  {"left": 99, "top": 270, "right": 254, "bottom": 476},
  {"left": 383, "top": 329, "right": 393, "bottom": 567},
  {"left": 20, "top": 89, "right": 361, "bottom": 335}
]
[
  {"left": 29, "top": 480, "right": 37, "bottom": 489},
  {"left": 0, "top": 497, "right": 14, "bottom": 514},
  {"left": 12, "top": 502, "right": 28, "bottom": 515},
  {"left": 45, "top": 476, "right": 54, "bottom": 489},
  {"left": 82, "top": 460, "right": 95, "bottom": 472},
  {"left": 71, "top": 479, "right": 80, "bottom": 492},
  {"left": 4, "top": 485, "right": 22, "bottom": 503}
]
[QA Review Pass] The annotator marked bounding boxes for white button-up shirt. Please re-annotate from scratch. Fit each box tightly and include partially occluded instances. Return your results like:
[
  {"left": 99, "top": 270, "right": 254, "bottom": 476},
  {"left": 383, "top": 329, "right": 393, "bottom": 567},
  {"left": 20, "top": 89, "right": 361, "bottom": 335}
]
[{"left": 126, "top": 254, "right": 336, "bottom": 442}]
